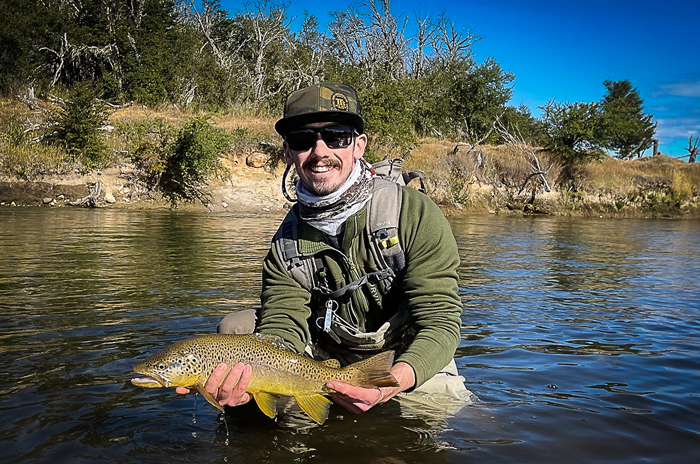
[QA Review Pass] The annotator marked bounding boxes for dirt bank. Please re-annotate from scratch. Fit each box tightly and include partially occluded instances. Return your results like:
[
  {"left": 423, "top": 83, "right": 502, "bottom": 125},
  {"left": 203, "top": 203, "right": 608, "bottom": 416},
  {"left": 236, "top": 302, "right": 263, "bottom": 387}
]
[{"left": 0, "top": 162, "right": 290, "bottom": 214}]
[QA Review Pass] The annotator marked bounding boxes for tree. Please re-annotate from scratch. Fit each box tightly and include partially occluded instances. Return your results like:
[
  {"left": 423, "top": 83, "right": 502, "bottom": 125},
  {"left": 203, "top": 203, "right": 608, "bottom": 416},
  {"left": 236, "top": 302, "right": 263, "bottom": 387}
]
[
  {"left": 540, "top": 100, "right": 604, "bottom": 166},
  {"left": 420, "top": 57, "right": 513, "bottom": 142},
  {"left": 598, "top": 79, "right": 656, "bottom": 159}
]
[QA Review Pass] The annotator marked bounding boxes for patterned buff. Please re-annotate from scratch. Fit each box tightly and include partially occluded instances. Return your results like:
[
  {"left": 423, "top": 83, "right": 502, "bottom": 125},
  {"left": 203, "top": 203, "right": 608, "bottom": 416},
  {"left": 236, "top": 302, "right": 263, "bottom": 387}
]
[{"left": 296, "top": 159, "right": 374, "bottom": 236}]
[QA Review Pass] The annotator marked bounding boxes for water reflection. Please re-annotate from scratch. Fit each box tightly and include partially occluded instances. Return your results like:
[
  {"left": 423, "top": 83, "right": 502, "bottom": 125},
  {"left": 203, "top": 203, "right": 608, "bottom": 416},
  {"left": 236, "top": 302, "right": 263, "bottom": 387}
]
[{"left": 1, "top": 209, "right": 699, "bottom": 463}]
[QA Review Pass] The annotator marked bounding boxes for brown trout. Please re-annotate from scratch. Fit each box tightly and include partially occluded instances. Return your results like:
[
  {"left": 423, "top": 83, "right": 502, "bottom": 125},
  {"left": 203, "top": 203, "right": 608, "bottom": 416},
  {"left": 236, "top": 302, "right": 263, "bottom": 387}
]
[{"left": 131, "top": 333, "right": 399, "bottom": 424}]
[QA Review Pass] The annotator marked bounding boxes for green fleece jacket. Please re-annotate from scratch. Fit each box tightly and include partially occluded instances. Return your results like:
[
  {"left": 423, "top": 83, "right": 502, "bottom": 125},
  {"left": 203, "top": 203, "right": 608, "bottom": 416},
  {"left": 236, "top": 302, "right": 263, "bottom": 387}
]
[{"left": 258, "top": 182, "right": 462, "bottom": 388}]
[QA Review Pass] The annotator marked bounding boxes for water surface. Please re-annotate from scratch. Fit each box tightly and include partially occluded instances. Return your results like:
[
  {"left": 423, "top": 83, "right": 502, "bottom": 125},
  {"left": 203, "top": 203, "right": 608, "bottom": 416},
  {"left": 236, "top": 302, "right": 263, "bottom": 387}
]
[{"left": 1, "top": 208, "right": 698, "bottom": 463}]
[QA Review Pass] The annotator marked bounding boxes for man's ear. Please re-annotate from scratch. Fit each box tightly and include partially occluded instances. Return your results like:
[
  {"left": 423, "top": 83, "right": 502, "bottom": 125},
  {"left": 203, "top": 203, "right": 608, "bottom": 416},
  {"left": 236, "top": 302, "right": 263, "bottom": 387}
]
[
  {"left": 283, "top": 141, "right": 294, "bottom": 165},
  {"left": 353, "top": 133, "right": 368, "bottom": 161}
]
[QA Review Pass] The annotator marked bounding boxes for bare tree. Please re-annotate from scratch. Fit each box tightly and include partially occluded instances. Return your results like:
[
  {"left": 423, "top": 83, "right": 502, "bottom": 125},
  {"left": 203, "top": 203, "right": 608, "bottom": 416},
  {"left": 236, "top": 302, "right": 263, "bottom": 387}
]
[
  {"left": 431, "top": 12, "right": 479, "bottom": 64},
  {"left": 243, "top": 1, "right": 293, "bottom": 101},
  {"left": 183, "top": 0, "right": 243, "bottom": 70},
  {"left": 407, "top": 12, "right": 437, "bottom": 79},
  {"left": 329, "top": 0, "right": 410, "bottom": 83},
  {"left": 40, "top": 33, "right": 119, "bottom": 86},
  {"left": 285, "top": 13, "right": 328, "bottom": 88}
]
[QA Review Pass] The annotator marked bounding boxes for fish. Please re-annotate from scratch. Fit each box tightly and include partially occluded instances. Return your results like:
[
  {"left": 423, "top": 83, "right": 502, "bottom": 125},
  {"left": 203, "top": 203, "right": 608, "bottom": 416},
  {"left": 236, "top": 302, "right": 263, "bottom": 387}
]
[{"left": 131, "top": 333, "right": 399, "bottom": 424}]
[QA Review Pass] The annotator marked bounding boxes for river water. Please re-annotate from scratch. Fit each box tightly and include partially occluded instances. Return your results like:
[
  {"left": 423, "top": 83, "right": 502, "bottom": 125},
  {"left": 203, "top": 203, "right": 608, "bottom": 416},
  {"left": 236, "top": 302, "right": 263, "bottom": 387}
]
[{"left": 0, "top": 208, "right": 698, "bottom": 463}]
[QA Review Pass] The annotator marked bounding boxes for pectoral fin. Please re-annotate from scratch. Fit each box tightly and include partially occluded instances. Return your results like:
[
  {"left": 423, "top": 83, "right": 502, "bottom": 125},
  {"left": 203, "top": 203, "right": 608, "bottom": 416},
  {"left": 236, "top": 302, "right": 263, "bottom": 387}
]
[
  {"left": 193, "top": 383, "right": 225, "bottom": 413},
  {"left": 295, "top": 394, "right": 332, "bottom": 425},
  {"left": 253, "top": 391, "right": 278, "bottom": 419}
]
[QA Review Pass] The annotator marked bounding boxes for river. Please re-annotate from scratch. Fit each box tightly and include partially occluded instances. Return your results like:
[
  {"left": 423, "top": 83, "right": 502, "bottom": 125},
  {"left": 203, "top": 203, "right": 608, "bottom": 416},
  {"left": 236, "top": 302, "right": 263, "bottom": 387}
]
[{"left": 1, "top": 208, "right": 698, "bottom": 463}]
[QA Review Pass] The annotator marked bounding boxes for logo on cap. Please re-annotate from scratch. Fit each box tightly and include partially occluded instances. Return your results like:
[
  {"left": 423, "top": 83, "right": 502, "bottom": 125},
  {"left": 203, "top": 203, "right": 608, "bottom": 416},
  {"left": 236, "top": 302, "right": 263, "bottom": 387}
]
[{"left": 331, "top": 92, "right": 349, "bottom": 111}]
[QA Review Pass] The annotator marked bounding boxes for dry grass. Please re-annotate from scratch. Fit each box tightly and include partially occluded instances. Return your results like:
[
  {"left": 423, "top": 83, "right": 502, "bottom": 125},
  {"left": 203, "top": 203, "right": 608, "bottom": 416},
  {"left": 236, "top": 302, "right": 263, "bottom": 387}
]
[
  {"left": 580, "top": 155, "right": 700, "bottom": 199},
  {"left": 398, "top": 139, "right": 562, "bottom": 204},
  {"left": 0, "top": 99, "right": 73, "bottom": 178}
]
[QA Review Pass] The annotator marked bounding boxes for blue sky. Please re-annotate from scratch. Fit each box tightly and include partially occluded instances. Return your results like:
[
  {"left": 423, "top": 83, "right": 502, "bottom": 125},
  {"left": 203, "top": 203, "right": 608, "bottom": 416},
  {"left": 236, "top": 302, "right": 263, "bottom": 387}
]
[{"left": 220, "top": 0, "right": 699, "bottom": 157}]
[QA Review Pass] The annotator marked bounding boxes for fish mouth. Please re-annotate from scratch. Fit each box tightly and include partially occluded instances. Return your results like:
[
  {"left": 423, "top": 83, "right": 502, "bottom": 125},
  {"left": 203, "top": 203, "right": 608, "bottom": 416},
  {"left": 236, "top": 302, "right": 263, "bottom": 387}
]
[{"left": 131, "top": 370, "right": 168, "bottom": 388}]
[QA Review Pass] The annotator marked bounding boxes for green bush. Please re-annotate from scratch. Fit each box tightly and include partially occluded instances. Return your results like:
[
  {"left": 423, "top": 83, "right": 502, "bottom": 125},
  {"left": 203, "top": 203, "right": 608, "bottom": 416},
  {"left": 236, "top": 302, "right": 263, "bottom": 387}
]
[
  {"left": 53, "top": 83, "right": 111, "bottom": 170},
  {"left": 159, "top": 116, "right": 231, "bottom": 207}
]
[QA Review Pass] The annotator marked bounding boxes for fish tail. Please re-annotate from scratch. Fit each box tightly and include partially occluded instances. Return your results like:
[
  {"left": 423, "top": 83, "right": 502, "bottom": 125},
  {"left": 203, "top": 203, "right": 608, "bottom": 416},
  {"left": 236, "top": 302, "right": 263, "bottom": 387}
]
[{"left": 341, "top": 351, "right": 399, "bottom": 388}]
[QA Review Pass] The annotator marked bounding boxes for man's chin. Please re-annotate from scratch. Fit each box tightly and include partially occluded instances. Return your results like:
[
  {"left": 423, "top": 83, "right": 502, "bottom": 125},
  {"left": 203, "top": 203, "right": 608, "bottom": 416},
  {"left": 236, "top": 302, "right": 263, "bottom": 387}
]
[{"left": 302, "top": 173, "right": 344, "bottom": 196}]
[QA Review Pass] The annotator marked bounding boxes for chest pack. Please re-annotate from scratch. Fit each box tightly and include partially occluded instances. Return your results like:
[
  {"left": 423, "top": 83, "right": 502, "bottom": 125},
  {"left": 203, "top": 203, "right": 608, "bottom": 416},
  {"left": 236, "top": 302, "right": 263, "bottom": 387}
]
[{"left": 272, "top": 157, "right": 424, "bottom": 351}]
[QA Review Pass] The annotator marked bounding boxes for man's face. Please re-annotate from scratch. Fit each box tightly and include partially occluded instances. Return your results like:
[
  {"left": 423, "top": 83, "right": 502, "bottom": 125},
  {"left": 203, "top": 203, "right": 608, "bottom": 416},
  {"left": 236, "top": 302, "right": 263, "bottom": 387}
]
[{"left": 283, "top": 122, "right": 367, "bottom": 196}]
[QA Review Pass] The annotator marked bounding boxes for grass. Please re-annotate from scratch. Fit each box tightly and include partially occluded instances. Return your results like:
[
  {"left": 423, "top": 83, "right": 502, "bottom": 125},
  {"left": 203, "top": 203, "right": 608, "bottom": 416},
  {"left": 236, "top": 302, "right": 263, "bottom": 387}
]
[{"left": 581, "top": 155, "right": 700, "bottom": 200}]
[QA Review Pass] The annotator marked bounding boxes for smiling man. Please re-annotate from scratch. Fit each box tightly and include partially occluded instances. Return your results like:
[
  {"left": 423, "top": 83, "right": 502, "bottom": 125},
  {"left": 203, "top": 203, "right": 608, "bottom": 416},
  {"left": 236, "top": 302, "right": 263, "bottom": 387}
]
[{"left": 185, "top": 83, "right": 470, "bottom": 417}]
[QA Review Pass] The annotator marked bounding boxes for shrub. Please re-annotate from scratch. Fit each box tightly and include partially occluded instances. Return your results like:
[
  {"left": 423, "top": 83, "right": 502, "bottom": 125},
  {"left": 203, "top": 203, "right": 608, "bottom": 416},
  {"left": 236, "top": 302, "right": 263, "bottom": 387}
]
[
  {"left": 53, "top": 83, "right": 111, "bottom": 170},
  {"left": 159, "top": 116, "right": 231, "bottom": 207}
]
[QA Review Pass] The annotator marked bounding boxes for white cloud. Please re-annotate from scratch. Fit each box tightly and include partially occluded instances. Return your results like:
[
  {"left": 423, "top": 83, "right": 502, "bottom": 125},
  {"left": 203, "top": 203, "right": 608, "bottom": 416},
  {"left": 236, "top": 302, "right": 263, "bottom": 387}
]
[
  {"left": 655, "top": 81, "right": 700, "bottom": 97},
  {"left": 655, "top": 117, "right": 700, "bottom": 144}
]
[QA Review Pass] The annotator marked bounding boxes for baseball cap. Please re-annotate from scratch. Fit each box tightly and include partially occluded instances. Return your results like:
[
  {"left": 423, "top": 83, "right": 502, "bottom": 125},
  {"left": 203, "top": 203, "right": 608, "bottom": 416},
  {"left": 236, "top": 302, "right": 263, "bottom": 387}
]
[{"left": 274, "top": 82, "right": 364, "bottom": 135}]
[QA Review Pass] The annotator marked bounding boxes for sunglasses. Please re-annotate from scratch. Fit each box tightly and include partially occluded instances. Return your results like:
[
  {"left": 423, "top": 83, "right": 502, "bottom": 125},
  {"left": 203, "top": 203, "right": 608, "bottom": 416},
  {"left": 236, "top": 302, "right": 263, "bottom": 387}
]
[{"left": 285, "top": 125, "right": 356, "bottom": 151}]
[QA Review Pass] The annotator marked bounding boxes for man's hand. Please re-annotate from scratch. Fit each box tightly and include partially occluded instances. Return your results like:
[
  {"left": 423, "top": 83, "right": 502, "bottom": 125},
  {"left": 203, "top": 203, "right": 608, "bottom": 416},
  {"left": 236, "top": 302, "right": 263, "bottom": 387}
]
[
  {"left": 175, "top": 362, "right": 253, "bottom": 408},
  {"left": 326, "top": 361, "right": 416, "bottom": 414}
]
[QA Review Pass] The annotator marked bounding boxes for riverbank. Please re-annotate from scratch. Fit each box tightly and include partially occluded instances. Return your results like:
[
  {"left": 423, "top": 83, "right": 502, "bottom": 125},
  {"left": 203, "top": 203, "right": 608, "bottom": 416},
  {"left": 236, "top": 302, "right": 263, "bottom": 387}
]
[
  {"left": 2, "top": 152, "right": 698, "bottom": 219},
  {"left": 2, "top": 99, "right": 698, "bottom": 218}
]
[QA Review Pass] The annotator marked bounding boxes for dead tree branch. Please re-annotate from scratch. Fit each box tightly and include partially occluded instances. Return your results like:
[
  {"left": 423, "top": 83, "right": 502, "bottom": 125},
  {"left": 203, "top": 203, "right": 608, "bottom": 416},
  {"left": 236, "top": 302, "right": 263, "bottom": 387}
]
[
  {"left": 495, "top": 116, "right": 552, "bottom": 195},
  {"left": 67, "top": 181, "right": 102, "bottom": 207}
]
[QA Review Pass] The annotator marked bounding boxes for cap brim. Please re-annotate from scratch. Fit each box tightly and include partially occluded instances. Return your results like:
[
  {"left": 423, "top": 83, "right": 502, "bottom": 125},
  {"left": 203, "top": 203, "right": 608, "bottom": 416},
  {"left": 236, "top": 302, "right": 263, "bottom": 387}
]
[{"left": 275, "top": 112, "right": 364, "bottom": 135}]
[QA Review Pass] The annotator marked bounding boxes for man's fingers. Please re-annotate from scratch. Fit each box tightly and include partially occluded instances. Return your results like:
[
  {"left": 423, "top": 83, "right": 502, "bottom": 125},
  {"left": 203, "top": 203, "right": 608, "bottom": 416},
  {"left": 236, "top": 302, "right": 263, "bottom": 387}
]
[
  {"left": 217, "top": 363, "right": 252, "bottom": 407},
  {"left": 327, "top": 382, "right": 384, "bottom": 414},
  {"left": 219, "top": 363, "right": 246, "bottom": 395},
  {"left": 174, "top": 363, "right": 253, "bottom": 407},
  {"left": 204, "top": 363, "right": 230, "bottom": 395}
]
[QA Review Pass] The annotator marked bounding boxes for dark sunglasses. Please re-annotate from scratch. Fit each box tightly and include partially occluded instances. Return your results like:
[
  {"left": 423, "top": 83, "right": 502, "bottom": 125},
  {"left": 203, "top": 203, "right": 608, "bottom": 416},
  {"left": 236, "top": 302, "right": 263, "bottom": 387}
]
[{"left": 285, "top": 125, "right": 356, "bottom": 151}]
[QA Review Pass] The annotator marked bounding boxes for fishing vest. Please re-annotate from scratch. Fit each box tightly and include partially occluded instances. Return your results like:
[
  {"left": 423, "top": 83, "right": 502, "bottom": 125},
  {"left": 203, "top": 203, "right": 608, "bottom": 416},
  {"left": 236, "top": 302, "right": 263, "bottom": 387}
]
[{"left": 272, "top": 158, "right": 424, "bottom": 356}]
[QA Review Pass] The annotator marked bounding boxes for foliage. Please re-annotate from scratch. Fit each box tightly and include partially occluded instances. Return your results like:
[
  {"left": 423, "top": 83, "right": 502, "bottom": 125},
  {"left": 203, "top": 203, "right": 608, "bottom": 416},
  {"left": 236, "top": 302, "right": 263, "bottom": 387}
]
[
  {"left": 159, "top": 116, "right": 231, "bottom": 207},
  {"left": 115, "top": 117, "right": 178, "bottom": 193},
  {"left": 539, "top": 100, "right": 604, "bottom": 166},
  {"left": 597, "top": 79, "right": 656, "bottom": 159},
  {"left": 444, "top": 58, "right": 514, "bottom": 141},
  {"left": 53, "top": 82, "right": 111, "bottom": 169},
  {"left": 0, "top": 0, "right": 59, "bottom": 93},
  {"left": 360, "top": 80, "right": 418, "bottom": 148}
]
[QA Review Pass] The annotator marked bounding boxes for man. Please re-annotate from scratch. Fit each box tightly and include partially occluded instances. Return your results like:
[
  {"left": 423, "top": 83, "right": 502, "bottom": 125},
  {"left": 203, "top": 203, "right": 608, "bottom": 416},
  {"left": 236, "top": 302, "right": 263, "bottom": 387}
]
[{"left": 177, "top": 82, "right": 468, "bottom": 415}]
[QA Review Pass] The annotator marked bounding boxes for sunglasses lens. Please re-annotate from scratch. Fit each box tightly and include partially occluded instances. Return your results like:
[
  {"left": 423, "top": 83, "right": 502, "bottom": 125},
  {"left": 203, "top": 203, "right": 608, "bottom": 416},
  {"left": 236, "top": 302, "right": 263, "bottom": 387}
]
[
  {"left": 286, "top": 129, "right": 317, "bottom": 151},
  {"left": 321, "top": 126, "right": 353, "bottom": 149},
  {"left": 286, "top": 126, "right": 354, "bottom": 151}
]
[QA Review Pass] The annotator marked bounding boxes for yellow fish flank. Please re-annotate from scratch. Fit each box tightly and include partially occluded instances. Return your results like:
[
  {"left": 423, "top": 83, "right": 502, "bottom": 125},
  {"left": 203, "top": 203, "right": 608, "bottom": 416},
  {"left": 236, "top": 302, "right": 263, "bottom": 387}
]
[{"left": 131, "top": 333, "right": 399, "bottom": 424}]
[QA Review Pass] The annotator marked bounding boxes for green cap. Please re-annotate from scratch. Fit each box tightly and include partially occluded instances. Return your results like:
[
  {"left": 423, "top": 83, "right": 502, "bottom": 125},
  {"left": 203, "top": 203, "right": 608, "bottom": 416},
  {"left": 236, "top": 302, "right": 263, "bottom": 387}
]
[{"left": 275, "top": 82, "right": 364, "bottom": 135}]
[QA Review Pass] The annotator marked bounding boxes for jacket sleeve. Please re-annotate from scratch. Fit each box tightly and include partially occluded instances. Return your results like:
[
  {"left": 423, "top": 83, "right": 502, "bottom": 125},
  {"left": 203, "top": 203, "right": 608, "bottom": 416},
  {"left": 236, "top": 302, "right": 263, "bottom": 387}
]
[
  {"left": 258, "top": 236, "right": 313, "bottom": 355},
  {"left": 396, "top": 187, "right": 462, "bottom": 387}
]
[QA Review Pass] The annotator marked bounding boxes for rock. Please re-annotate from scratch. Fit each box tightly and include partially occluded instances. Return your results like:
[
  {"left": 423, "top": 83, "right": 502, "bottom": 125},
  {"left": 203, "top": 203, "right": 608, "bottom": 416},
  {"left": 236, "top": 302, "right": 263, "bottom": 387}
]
[
  {"left": 42, "top": 197, "right": 53, "bottom": 205},
  {"left": 104, "top": 192, "right": 116, "bottom": 203},
  {"left": 246, "top": 152, "right": 268, "bottom": 168},
  {"left": 222, "top": 202, "right": 229, "bottom": 208}
]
